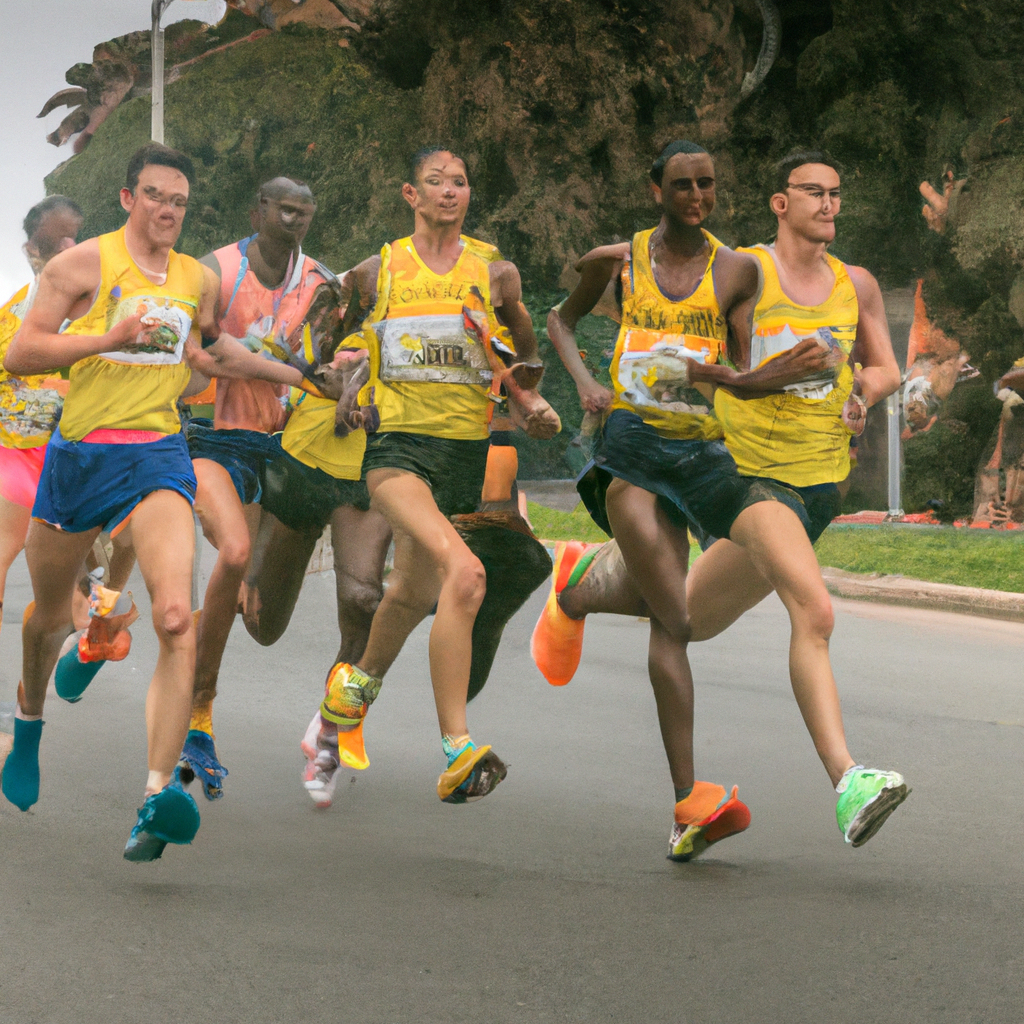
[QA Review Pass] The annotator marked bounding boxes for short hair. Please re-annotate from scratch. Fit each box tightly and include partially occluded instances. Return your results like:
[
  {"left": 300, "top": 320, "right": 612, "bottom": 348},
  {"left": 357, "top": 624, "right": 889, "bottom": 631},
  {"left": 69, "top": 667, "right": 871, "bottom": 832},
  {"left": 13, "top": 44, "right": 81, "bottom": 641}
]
[
  {"left": 773, "top": 149, "right": 842, "bottom": 195},
  {"left": 256, "top": 177, "right": 315, "bottom": 206},
  {"left": 407, "top": 146, "right": 467, "bottom": 185},
  {"left": 650, "top": 141, "right": 710, "bottom": 186},
  {"left": 23, "top": 195, "right": 82, "bottom": 239},
  {"left": 125, "top": 143, "right": 195, "bottom": 193}
]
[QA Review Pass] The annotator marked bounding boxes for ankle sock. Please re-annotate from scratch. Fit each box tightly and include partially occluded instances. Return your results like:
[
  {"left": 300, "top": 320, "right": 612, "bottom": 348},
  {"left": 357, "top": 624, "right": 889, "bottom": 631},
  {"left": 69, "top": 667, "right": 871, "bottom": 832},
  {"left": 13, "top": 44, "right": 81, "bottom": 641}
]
[
  {"left": 442, "top": 733, "right": 473, "bottom": 766},
  {"left": 2, "top": 716, "right": 43, "bottom": 811}
]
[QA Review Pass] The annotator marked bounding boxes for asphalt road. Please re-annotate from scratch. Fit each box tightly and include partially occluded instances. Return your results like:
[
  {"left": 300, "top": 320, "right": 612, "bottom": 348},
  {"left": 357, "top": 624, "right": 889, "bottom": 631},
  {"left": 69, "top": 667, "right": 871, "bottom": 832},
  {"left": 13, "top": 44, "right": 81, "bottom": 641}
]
[{"left": 1, "top": 547, "right": 1022, "bottom": 1024}]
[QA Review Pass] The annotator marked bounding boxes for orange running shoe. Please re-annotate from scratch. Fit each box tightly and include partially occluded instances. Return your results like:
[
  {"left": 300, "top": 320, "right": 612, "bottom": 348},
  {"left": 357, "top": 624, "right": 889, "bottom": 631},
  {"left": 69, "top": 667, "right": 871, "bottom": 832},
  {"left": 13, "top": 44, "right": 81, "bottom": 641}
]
[
  {"left": 78, "top": 587, "right": 138, "bottom": 663},
  {"left": 319, "top": 663, "right": 381, "bottom": 771},
  {"left": 668, "top": 782, "right": 751, "bottom": 862},
  {"left": 530, "top": 540, "right": 600, "bottom": 686}
]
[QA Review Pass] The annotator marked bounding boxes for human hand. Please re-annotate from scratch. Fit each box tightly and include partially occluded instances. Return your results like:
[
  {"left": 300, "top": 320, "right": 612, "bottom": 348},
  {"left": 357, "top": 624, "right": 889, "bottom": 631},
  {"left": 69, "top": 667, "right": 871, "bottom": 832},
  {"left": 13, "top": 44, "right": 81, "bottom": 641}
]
[
  {"left": 102, "top": 312, "right": 147, "bottom": 352},
  {"left": 576, "top": 375, "right": 613, "bottom": 413},
  {"left": 920, "top": 170, "right": 965, "bottom": 233}
]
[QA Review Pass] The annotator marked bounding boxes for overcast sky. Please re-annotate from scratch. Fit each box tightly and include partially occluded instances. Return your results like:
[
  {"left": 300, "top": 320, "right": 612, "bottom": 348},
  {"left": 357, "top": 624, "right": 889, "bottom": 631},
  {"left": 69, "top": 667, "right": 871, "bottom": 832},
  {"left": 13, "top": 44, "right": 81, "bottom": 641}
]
[{"left": 0, "top": 0, "right": 226, "bottom": 298}]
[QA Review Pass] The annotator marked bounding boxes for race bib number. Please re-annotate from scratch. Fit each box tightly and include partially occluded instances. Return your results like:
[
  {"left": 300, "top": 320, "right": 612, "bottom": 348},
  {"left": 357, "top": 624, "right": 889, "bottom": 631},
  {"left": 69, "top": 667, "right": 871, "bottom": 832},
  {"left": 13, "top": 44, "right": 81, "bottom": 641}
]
[
  {"left": 616, "top": 328, "right": 719, "bottom": 416},
  {"left": 101, "top": 295, "right": 194, "bottom": 366},
  {"left": 751, "top": 324, "right": 844, "bottom": 401},
  {"left": 0, "top": 380, "right": 62, "bottom": 446},
  {"left": 378, "top": 313, "right": 492, "bottom": 386}
]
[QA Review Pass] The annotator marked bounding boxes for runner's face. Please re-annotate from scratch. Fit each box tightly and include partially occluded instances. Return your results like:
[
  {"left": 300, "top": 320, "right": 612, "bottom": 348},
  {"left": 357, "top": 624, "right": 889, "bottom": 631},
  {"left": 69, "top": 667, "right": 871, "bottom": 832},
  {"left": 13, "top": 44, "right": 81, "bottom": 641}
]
[
  {"left": 653, "top": 153, "right": 716, "bottom": 227},
  {"left": 406, "top": 154, "right": 470, "bottom": 227},
  {"left": 258, "top": 192, "right": 316, "bottom": 248},
  {"left": 121, "top": 164, "right": 190, "bottom": 249},
  {"left": 27, "top": 208, "right": 83, "bottom": 263},
  {"left": 777, "top": 163, "right": 841, "bottom": 243}
]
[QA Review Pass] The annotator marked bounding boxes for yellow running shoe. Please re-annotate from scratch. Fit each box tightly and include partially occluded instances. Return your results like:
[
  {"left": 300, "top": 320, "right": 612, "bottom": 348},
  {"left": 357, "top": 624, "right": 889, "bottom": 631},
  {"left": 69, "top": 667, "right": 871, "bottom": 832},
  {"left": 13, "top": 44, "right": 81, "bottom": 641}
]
[
  {"left": 319, "top": 663, "right": 381, "bottom": 771},
  {"left": 437, "top": 739, "right": 507, "bottom": 804}
]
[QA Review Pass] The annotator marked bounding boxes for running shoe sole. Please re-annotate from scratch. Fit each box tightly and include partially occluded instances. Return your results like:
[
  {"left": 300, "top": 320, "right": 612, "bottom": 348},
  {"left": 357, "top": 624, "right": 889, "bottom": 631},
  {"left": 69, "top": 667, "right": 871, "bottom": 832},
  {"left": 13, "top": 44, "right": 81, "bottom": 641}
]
[
  {"left": 669, "top": 789, "right": 751, "bottom": 862},
  {"left": 846, "top": 782, "right": 910, "bottom": 848},
  {"left": 438, "top": 745, "right": 507, "bottom": 804}
]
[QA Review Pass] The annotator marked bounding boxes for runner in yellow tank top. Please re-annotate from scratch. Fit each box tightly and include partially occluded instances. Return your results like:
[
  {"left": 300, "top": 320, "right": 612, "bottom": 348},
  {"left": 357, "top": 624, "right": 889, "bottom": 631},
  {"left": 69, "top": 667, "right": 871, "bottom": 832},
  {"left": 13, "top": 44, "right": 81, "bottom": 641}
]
[
  {"left": 314, "top": 146, "right": 560, "bottom": 805},
  {"left": 536, "top": 143, "right": 909, "bottom": 858},
  {"left": 1, "top": 144, "right": 337, "bottom": 861}
]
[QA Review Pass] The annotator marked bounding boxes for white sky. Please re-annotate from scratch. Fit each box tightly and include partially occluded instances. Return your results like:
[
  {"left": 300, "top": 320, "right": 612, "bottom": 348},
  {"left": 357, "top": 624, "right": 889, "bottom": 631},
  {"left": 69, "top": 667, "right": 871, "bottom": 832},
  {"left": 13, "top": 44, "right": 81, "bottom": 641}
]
[{"left": 0, "top": 0, "right": 226, "bottom": 299}]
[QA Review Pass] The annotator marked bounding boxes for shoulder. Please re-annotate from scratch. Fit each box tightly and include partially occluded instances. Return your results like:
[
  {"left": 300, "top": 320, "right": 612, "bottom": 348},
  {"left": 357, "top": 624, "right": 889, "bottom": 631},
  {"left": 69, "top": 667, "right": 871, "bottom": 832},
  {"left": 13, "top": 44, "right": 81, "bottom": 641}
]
[
  {"left": 41, "top": 238, "right": 101, "bottom": 293},
  {"left": 844, "top": 263, "right": 882, "bottom": 304},
  {"left": 354, "top": 253, "right": 382, "bottom": 289},
  {"left": 305, "top": 256, "right": 339, "bottom": 285},
  {"left": 461, "top": 235, "right": 503, "bottom": 263},
  {"left": 574, "top": 241, "right": 630, "bottom": 274},
  {"left": 712, "top": 244, "right": 759, "bottom": 292}
]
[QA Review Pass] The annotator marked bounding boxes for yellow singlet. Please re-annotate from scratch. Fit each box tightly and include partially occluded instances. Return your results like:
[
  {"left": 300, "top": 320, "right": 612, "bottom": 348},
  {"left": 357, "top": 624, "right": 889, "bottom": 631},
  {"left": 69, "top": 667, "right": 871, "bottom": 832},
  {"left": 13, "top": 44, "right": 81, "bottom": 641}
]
[
  {"left": 609, "top": 228, "right": 728, "bottom": 441},
  {"left": 714, "top": 244, "right": 859, "bottom": 486},
  {"left": 360, "top": 235, "right": 509, "bottom": 441},
  {"left": 280, "top": 389, "right": 366, "bottom": 481},
  {"left": 59, "top": 227, "right": 205, "bottom": 440},
  {"left": 0, "top": 282, "right": 64, "bottom": 448}
]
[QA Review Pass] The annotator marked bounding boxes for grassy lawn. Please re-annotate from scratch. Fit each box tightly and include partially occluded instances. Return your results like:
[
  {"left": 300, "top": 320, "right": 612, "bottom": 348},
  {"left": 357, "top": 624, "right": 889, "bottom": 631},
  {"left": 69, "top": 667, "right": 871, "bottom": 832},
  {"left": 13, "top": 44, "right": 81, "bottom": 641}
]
[
  {"left": 527, "top": 503, "right": 1024, "bottom": 593},
  {"left": 814, "top": 526, "right": 1024, "bottom": 593}
]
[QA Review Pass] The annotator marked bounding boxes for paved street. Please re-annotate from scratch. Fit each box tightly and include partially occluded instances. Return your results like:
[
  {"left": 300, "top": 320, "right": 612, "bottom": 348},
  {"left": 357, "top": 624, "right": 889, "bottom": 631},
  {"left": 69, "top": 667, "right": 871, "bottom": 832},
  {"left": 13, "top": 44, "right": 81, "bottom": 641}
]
[{"left": 1, "top": 547, "right": 1022, "bottom": 1024}]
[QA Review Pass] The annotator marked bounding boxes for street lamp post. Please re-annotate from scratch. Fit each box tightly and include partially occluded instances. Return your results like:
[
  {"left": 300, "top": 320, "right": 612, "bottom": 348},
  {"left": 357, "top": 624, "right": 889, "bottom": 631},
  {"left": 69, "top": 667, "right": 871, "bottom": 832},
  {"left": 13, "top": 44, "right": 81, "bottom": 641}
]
[{"left": 151, "top": 0, "right": 175, "bottom": 143}]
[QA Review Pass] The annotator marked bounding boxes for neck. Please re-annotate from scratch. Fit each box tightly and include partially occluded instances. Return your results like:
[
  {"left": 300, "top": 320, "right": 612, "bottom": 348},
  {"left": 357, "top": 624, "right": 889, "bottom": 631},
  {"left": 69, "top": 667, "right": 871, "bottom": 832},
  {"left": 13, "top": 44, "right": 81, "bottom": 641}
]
[
  {"left": 410, "top": 217, "right": 464, "bottom": 256},
  {"left": 248, "top": 235, "right": 301, "bottom": 289},
  {"left": 123, "top": 220, "right": 172, "bottom": 279},
  {"left": 655, "top": 218, "right": 708, "bottom": 258},
  {"left": 772, "top": 226, "right": 831, "bottom": 275}
]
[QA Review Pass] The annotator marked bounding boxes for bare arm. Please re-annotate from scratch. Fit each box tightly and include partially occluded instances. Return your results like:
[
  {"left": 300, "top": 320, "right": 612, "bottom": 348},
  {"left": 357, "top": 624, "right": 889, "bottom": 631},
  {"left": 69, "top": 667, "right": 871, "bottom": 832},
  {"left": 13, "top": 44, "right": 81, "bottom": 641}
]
[
  {"left": 341, "top": 255, "right": 381, "bottom": 335},
  {"left": 848, "top": 265, "right": 900, "bottom": 406},
  {"left": 490, "top": 260, "right": 540, "bottom": 365},
  {"left": 186, "top": 264, "right": 306, "bottom": 387},
  {"left": 548, "top": 245, "right": 626, "bottom": 413},
  {"left": 4, "top": 240, "right": 145, "bottom": 375}
]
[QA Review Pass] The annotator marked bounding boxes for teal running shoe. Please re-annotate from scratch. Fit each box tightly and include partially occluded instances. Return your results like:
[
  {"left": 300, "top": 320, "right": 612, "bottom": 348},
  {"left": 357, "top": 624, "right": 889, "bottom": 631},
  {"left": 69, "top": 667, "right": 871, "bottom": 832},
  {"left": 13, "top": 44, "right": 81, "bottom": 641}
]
[
  {"left": 835, "top": 766, "right": 909, "bottom": 847},
  {"left": 123, "top": 779, "right": 200, "bottom": 862}
]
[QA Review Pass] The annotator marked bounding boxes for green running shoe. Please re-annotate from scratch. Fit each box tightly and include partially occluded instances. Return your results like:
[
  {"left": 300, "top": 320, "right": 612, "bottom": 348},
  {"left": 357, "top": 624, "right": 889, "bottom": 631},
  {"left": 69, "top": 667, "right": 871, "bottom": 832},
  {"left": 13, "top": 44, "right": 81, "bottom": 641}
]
[{"left": 835, "top": 766, "right": 909, "bottom": 847}]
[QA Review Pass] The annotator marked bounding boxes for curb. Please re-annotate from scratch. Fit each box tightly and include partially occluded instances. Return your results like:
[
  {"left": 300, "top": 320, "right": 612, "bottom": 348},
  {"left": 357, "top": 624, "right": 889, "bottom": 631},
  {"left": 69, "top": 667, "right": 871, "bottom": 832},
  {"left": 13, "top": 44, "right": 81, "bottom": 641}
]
[{"left": 821, "top": 567, "right": 1024, "bottom": 623}]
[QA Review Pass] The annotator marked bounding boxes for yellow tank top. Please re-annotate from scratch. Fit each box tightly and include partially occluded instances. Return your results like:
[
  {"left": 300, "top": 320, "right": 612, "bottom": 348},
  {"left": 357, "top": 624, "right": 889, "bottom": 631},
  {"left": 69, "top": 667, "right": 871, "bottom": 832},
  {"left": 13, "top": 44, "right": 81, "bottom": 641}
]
[
  {"left": 361, "top": 235, "right": 508, "bottom": 440},
  {"left": 0, "top": 282, "right": 65, "bottom": 448},
  {"left": 280, "top": 389, "right": 366, "bottom": 481},
  {"left": 714, "top": 245, "right": 859, "bottom": 486},
  {"left": 610, "top": 228, "right": 728, "bottom": 441},
  {"left": 59, "top": 228, "right": 205, "bottom": 440}
]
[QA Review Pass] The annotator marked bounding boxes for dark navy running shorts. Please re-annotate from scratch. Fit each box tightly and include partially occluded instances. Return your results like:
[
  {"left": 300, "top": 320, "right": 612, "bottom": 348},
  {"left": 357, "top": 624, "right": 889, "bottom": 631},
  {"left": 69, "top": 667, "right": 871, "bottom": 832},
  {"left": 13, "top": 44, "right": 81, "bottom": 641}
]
[{"left": 185, "top": 420, "right": 283, "bottom": 505}]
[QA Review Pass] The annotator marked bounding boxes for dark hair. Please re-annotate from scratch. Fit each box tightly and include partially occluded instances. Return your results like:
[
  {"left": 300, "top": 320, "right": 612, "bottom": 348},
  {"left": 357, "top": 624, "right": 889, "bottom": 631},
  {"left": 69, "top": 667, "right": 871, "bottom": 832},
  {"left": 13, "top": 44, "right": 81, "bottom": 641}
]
[
  {"left": 23, "top": 195, "right": 83, "bottom": 239},
  {"left": 650, "top": 140, "right": 710, "bottom": 186},
  {"left": 256, "top": 176, "right": 315, "bottom": 206},
  {"left": 773, "top": 149, "right": 842, "bottom": 194},
  {"left": 125, "top": 143, "right": 195, "bottom": 192},
  {"left": 407, "top": 146, "right": 467, "bottom": 185}
]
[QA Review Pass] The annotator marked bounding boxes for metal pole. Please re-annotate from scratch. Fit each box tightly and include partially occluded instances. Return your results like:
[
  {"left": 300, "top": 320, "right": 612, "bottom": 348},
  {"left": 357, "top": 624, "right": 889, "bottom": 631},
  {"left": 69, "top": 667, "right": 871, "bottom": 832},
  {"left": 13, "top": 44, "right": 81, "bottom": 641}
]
[
  {"left": 151, "top": 0, "right": 173, "bottom": 142},
  {"left": 887, "top": 388, "right": 904, "bottom": 520}
]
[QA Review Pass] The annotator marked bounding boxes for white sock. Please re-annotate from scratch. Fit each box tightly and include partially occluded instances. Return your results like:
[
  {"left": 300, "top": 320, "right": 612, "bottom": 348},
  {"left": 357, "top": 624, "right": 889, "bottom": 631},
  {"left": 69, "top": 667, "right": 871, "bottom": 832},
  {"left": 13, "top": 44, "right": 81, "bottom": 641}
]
[{"left": 14, "top": 704, "right": 42, "bottom": 723}]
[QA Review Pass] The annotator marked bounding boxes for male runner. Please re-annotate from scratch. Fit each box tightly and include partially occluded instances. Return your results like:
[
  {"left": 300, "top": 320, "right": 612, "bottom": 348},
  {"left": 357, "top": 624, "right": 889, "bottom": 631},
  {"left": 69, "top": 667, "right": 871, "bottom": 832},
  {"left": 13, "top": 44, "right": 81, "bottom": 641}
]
[
  {"left": 533, "top": 144, "right": 908, "bottom": 858},
  {"left": 0, "top": 144, "right": 338, "bottom": 860},
  {"left": 307, "top": 145, "right": 559, "bottom": 804},
  {"left": 177, "top": 176, "right": 367, "bottom": 798},
  {"left": 0, "top": 197, "right": 85, "bottom": 636}
]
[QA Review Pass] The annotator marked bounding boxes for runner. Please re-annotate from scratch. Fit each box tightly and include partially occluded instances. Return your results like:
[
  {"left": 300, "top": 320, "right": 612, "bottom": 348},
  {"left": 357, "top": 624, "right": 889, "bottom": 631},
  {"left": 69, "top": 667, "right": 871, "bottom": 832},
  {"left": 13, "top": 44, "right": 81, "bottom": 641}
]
[
  {"left": 0, "top": 198, "right": 85, "bottom": 639},
  {"left": 307, "top": 145, "right": 559, "bottom": 805},
  {"left": 532, "top": 142, "right": 909, "bottom": 859},
  {"left": 177, "top": 176, "right": 358, "bottom": 799},
  {"left": 0, "top": 144, "right": 341, "bottom": 860}
]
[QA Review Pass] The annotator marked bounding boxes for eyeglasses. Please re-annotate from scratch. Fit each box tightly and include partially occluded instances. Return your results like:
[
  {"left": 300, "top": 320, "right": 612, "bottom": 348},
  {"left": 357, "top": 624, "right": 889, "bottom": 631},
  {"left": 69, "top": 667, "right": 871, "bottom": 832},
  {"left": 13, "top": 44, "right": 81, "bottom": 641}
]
[
  {"left": 140, "top": 186, "right": 189, "bottom": 210},
  {"left": 785, "top": 182, "right": 841, "bottom": 203}
]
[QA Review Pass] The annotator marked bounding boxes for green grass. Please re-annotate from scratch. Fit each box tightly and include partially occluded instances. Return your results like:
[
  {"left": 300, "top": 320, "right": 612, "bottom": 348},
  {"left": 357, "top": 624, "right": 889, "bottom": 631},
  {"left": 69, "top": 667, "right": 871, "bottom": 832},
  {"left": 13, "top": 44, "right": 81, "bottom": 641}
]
[
  {"left": 527, "top": 504, "right": 1024, "bottom": 593},
  {"left": 814, "top": 526, "right": 1024, "bottom": 593},
  {"left": 526, "top": 501, "right": 608, "bottom": 543}
]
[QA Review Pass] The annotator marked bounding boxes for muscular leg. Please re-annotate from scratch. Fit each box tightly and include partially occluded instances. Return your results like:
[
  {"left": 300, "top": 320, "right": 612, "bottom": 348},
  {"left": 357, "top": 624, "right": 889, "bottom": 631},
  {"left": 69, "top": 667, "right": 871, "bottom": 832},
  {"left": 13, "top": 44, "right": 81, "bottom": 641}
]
[
  {"left": 0, "top": 494, "right": 30, "bottom": 636},
  {"left": 728, "top": 501, "right": 854, "bottom": 786},
  {"left": 128, "top": 490, "right": 197, "bottom": 793},
  {"left": 358, "top": 469, "right": 481, "bottom": 737},
  {"left": 330, "top": 504, "right": 391, "bottom": 665},
  {"left": 242, "top": 509, "right": 319, "bottom": 646},
  {"left": 685, "top": 540, "right": 775, "bottom": 642},
  {"left": 604, "top": 477, "right": 695, "bottom": 792},
  {"left": 107, "top": 524, "right": 137, "bottom": 591},
  {"left": 20, "top": 522, "right": 99, "bottom": 715},
  {"left": 192, "top": 459, "right": 253, "bottom": 707}
]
